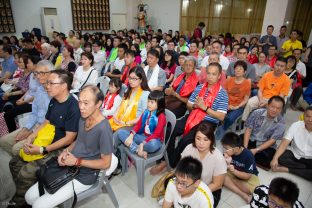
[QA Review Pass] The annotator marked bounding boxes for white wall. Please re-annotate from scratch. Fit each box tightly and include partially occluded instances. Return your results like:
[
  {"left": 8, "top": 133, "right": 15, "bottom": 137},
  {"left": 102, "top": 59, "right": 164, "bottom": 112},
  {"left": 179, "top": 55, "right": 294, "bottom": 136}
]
[
  {"left": 0, "top": 0, "right": 181, "bottom": 38},
  {"left": 138, "top": 0, "right": 180, "bottom": 32},
  {"left": 261, "top": 0, "right": 288, "bottom": 36}
]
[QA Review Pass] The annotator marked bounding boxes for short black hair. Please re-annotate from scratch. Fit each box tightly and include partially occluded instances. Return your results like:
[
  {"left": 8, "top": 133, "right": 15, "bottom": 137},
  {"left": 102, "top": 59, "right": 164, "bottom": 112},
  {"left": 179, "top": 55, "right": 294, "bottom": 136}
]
[
  {"left": 305, "top": 106, "right": 312, "bottom": 113},
  {"left": 147, "top": 49, "right": 160, "bottom": 59},
  {"left": 234, "top": 60, "right": 247, "bottom": 72},
  {"left": 212, "top": 40, "right": 223, "bottom": 47},
  {"left": 22, "top": 38, "right": 33, "bottom": 45},
  {"left": 109, "top": 78, "right": 122, "bottom": 93},
  {"left": 192, "top": 121, "right": 216, "bottom": 152},
  {"left": 93, "top": 40, "right": 102, "bottom": 47},
  {"left": 275, "top": 56, "right": 287, "bottom": 64},
  {"left": 292, "top": 48, "right": 302, "bottom": 54},
  {"left": 28, "top": 55, "right": 41, "bottom": 65},
  {"left": 269, "top": 45, "right": 277, "bottom": 50},
  {"left": 237, "top": 46, "right": 249, "bottom": 53},
  {"left": 269, "top": 177, "right": 299, "bottom": 207},
  {"left": 268, "top": 95, "right": 285, "bottom": 109},
  {"left": 175, "top": 156, "right": 202, "bottom": 182},
  {"left": 281, "top": 25, "right": 287, "bottom": 29},
  {"left": 152, "top": 36, "right": 160, "bottom": 44},
  {"left": 50, "top": 69, "right": 73, "bottom": 91},
  {"left": 198, "top": 22, "right": 205, "bottom": 27},
  {"left": 81, "top": 51, "right": 94, "bottom": 65},
  {"left": 2, "top": 45, "right": 12, "bottom": 55},
  {"left": 80, "top": 84, "right": 104, "bottom": 105},
  {"left": 179, "top": 51, "right": 189, "bottom": 57},
  {"left": 207, "top": 62, "right": 222, "bottom": 74},
  {"left": 221, "top": 132, "right": 243, "bottom": 147},
  {"left": 148, "top": 90, "right": 165, "bottom": 116},
  {"left": 267, "top": 25, "right": 274, "bottom": 30},
  {"left": 125, "top": 49, "right": 135, "bottom": 57},
  {"left": 118, "top": 43, "right": 128, "bottom": 51}
]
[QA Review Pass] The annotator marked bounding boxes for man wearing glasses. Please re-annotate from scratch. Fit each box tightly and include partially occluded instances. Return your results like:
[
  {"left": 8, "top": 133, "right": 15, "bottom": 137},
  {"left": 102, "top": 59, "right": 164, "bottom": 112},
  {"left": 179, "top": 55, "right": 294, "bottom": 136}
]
[
  {"left": 7, "top": 70, "right": 80, "bottom": 207},
  {"left": 162, "top": 156, "right": 214, "bottom": 208},
  {"left": 0, "top": 60, "right": 53, "bottom": 156},
  {"left": 226, "top": 46, "right": 256, "bottom": 82}
]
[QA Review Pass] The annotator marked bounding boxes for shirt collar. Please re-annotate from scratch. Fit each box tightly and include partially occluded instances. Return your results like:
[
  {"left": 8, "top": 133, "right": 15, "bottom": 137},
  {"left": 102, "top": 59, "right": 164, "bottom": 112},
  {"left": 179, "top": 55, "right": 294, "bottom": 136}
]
[{"left": 261, "top": 110, "right": 279, "bottom": 122}]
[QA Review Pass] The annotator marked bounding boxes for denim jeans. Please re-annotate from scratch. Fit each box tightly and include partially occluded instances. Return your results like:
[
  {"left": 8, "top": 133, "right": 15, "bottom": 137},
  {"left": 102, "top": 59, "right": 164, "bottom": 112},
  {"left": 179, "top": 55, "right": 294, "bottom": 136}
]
[
  {"left": 215, "top": 107, "right": 244, "bottom": 140},
  {"left": 117, "top": 129, "right": 162, "bottom": 153}
]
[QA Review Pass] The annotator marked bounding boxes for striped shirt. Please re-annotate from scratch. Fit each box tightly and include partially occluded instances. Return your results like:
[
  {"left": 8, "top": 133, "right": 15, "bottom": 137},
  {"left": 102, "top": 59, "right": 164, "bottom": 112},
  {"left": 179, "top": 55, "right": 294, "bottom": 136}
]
[{"left": 189, "top": 84, "right": 228, "bottom": 124}]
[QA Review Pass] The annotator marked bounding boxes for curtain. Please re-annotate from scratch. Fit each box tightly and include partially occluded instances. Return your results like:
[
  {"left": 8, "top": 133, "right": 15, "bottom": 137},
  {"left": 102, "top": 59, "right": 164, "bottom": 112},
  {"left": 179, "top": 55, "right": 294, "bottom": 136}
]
[
  {"left": 292, "top": 0, "right": 312, "bottom": 41},
  {"left": 180, "top": 0, "right": 267, "bottom": 35}
]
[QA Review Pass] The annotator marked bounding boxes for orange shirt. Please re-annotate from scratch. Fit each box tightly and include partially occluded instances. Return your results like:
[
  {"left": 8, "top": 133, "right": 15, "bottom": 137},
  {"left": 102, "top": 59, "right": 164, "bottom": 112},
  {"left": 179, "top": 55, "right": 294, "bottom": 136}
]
[
  {"left": 225, "top": 77, "right": 251, "bottom": 107},
  {"left": 258, "top": 71, "right": 291, "bottom": 99}
]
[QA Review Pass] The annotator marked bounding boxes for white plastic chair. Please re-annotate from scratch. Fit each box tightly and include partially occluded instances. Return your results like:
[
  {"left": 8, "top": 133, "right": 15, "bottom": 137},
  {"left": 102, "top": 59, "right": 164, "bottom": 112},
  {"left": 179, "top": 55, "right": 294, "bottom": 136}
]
[
  {"left": 63, "top": 154, "right": 119, "bottom": 208},
  {"left": 119, "top": 109, "right": 176, "bottom": 197},
  {"left": 96, "top": 76, "right": 110, "bottom": 96}
]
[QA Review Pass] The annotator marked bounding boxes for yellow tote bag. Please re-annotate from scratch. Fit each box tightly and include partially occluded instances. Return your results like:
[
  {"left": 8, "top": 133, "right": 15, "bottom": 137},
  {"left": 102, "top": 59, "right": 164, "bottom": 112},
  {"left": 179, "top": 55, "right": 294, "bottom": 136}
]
[{"left": 19, "top": 124, "right": 55, "bottom": 162}]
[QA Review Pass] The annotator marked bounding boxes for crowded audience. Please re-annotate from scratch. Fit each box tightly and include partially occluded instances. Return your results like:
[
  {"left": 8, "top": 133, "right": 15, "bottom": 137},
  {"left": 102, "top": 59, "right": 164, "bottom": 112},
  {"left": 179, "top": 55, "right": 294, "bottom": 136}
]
[{"left": 0, "top": 22, "right": 311, "bottom": 208}]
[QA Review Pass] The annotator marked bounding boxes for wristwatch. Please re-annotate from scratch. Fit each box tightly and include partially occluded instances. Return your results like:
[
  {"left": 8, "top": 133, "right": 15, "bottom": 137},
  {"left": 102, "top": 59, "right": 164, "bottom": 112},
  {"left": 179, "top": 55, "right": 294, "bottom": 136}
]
[{"left": 42, "top": 146, "right": 48, "bottom": 155}]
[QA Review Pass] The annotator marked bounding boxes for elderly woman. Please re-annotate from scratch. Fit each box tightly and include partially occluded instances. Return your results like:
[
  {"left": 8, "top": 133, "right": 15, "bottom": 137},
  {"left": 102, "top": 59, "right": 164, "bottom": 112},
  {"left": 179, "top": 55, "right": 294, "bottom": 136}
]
[
  {"left": 165, "top": 56, "right": 198, "bottom": 118},
  {"left": 181, "top": 121, "right": 227, "bottom": 207},
  {"left": 40, "top": 43, "right": 52, "bottom": 60}
]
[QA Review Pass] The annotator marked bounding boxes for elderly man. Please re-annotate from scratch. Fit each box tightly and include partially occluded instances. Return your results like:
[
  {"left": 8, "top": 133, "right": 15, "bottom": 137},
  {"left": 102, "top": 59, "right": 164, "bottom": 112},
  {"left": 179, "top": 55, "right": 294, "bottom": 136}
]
[
  {"left": 0, "top": 60, "right": 53, "bottom": 156},
  {"left": 40, "top": 43, "right": 52, "bottom": 60},
  {"left": 73, "top": 39, "right": 84, "bottom": 65},
  {"left": 271, "top": 106, "right": 312, "bottom": 181}
]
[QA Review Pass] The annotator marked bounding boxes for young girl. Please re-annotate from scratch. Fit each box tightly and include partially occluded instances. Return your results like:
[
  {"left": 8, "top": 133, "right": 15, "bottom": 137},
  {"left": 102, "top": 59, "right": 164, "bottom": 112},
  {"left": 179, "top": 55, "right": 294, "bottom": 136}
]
[
  {"left": 101, "top": 78, "right": 122, "bottom": 119},
  {"left": 221, "top": 132, "right": 260, "bottom": 203},
  {"left": 117, "top": 90, "right": 166, "bottom": 159}
]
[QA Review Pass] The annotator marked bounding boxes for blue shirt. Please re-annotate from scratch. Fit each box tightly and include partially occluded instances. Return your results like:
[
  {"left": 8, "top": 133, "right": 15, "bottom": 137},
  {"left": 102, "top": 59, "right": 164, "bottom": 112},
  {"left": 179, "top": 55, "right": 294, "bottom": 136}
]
[
  {"left": 303, "top": 83, "right": 312, "bottom": 105},
  {"left": 1, "top": 55, "right": 17, "bottom": 78},
  {"left": 245, "top": 108, "right": 286, "bottom": 147},
  {"left": 23, "top": 84, "right": 51, "bottom": 130},
  {"left": 232, "top": 148, "right": 258, "bottom": 175},
  {"left": 189, "top": 84, "right": 228, "bottom": 124}
]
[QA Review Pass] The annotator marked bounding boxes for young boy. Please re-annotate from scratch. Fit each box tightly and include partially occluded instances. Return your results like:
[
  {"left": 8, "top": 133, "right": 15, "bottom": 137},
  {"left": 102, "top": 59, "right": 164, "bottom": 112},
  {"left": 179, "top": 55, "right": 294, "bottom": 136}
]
[
  {"left": 221, "top": 132, "right": 260, "bottom": 203},
  {"left": 163, "top": 156, "right": 214, "bottom": 208}
]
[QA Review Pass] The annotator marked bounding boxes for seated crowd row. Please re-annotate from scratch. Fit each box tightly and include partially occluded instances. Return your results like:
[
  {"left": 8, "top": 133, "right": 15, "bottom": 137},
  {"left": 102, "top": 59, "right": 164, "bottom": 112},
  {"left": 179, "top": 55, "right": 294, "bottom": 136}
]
[{"left": 0, "top": 26, "right": 311, "bottom": 208}]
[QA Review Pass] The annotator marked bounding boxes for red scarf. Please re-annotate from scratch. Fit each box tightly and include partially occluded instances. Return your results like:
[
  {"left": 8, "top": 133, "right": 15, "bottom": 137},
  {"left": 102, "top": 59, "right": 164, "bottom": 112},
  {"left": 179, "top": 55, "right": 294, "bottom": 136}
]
[
  {"left": 121, "top": 62, "right": 137, "bottom": 85},
  {"left": 172, "top": 72, "right": 198, "bottom": 97},
  {"left": 184, "top": 82, "right": 221, "bottom": 135},
  {"left": 102, "top": 92, "right": 118, "bottom": 119}
]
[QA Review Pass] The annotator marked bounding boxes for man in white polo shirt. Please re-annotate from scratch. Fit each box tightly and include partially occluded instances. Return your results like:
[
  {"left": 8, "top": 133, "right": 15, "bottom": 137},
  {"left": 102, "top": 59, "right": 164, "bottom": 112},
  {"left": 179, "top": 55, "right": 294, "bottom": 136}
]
[
  {"left": 200, "top": 40, "right": 229, "bottom": 71},
  {"left": 271, "top": 106, "right": 312, "bottom": 181}
]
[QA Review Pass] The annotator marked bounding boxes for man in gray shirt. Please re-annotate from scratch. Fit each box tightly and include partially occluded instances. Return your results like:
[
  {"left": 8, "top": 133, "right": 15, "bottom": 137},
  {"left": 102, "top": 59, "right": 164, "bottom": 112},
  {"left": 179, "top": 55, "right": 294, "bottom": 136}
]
[
  {"left": 276, "top": 25, "right": 289, "bottom": 52},
  {"left": 259, "top": 25, "right": 277, "bottom": 55},
  {"left": 243, "top": 96, "right": 286, "bottom": 169},
  {"left": 226, "top": 46, "right": 256, "bottom": 82},
  {"left": 144, "top": 49, "right": 166, "bottom": 91}
]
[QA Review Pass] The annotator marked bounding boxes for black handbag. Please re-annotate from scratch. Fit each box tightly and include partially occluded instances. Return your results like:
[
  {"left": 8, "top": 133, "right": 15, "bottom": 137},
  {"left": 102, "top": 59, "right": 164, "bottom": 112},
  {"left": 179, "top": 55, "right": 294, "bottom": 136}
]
[{"left": 36, "top": 157, "right": 79, "bottom": 207}]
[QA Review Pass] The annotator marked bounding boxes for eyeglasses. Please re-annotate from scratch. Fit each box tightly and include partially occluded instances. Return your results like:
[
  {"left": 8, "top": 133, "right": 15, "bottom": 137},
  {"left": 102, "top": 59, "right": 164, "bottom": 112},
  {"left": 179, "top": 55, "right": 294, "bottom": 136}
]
[
  {"left": 128, "top": 77, "right": 140, "bottom": 81},
  {"left": 223, "top": 147, "right": 236, "bottom": 153},
  {"left": 34, "top": 71, "right": 50, "bottom": 76},
  {"left": 172, "top": 177, "right": 195, "bottom": 189},
  {"left": 268, "top": 199, "right": 290, "bottom": 208},
  {"left": 46, "top": 81, "right": 64, "bottom": 86}
]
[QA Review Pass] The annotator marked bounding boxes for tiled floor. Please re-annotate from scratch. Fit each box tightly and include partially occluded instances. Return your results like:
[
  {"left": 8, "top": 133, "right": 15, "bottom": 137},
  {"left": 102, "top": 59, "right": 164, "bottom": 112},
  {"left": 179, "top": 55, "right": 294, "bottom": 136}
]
[{"left": 78, "top": 109, "right": 312, "bottom": 208}]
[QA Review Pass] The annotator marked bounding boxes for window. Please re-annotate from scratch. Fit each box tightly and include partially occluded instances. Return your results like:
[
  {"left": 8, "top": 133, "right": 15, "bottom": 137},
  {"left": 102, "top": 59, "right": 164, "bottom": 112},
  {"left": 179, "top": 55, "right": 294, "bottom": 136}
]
[{"left": 180, "top": 0, "right": 267, "bottom": 35}]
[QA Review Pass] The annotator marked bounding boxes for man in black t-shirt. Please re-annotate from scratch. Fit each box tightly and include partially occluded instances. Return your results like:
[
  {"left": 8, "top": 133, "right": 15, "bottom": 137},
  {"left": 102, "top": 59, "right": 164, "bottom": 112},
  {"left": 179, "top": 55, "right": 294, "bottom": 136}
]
[{"left": 8, "top": 70, "right": 80, "bottom": 207}]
